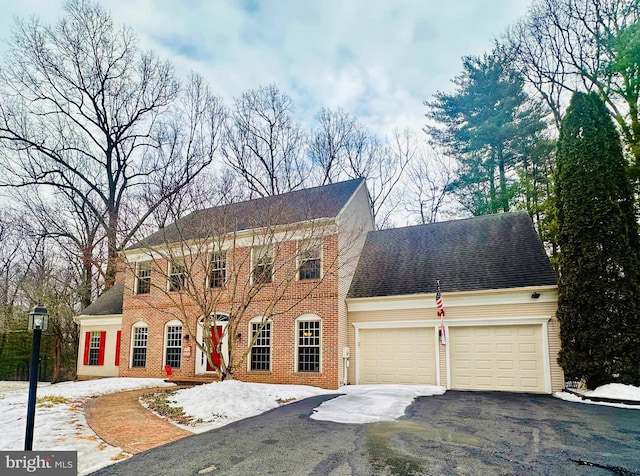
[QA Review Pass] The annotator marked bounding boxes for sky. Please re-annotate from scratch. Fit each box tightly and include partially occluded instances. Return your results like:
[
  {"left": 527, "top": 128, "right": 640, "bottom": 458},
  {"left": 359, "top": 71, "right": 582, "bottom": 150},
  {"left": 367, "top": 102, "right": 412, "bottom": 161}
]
[
  {"left": 0, "top": 379, "right": 638, "bottom": 475},
  {"left": 0, "top": 0, "right": 534, "bottom": 138}
]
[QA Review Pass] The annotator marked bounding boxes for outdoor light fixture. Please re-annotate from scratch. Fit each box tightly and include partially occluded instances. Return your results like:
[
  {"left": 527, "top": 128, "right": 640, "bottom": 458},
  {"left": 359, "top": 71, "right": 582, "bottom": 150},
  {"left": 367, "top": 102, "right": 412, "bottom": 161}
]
[
  {"left": 183, "top": 334, "right": 190, "bottom": 341},
  {"left": 28, "top": 303, "right": 49, "bottom": 331},
  {"left": 235, "top": 333, "right": 242, "bottom": 343},
  {"left": 531, "top": 292, "right": 541, "bottom": 299},
  {"left": 25, "top": 303, "right": 49, "bottom": 450}
]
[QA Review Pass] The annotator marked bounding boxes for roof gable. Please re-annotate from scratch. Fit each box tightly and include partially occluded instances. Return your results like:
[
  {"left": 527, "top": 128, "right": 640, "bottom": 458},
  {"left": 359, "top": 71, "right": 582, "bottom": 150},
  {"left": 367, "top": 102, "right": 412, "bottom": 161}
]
[
  {"left": 347, "top": 212, "right": 557, "bottom": 298},
  {"left": 128, "top": 178, "right": 365, "bottom": 250}
]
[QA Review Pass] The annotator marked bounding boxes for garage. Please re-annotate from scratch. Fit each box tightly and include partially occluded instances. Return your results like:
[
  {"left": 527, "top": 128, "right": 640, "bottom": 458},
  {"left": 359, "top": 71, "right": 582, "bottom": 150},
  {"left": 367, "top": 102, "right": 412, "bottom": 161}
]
[
  {"left": 449, "top": 325, "right": 546, "bottom": 393},
  {"left": 358, "top": 327, "right": 436, "bottom": 384}
]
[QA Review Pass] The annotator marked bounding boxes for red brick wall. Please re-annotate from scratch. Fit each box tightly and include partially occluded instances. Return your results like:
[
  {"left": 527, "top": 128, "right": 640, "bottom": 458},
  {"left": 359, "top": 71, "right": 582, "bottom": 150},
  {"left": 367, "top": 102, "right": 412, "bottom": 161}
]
[{"left": 118, "top": 234, "right": 342, "bottom": 389}]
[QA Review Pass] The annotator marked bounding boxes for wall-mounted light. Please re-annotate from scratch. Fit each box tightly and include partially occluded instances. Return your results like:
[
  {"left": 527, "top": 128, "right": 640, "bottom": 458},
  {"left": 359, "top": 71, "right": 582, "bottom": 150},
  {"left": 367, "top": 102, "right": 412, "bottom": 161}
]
[
  {"left": 531, "top": 292, "right": 541, "bottom": 299},
  {"left": 183, "top": 334, "right": 190, "bottom": 341},
  {"left": 235, "top": 333, "right": 242, "bottom": 343}
]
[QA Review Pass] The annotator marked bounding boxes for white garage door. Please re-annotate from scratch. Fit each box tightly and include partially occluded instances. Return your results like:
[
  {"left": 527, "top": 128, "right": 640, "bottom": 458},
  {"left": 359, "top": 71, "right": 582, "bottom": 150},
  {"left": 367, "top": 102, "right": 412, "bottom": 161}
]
[
  {"left": 450, "top": 325, "right": 545, "bottom": 393},
  {"left": 359, "top": 328, "right": 436, "bottom": 384}
]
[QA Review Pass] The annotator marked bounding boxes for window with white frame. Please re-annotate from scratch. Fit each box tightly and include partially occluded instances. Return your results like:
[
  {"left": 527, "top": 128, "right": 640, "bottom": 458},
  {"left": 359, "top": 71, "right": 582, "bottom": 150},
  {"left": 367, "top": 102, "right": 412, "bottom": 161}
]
[
  {"left": 136, "top": 261, "right": 151, "bottom": 294},
  {"left": 250, "top": 319, "right": 271, "bottom": 371},
  {"left": 168, "top": 261, "right": 186, "bottom": 292},
  {"left": 252, "top": 245, "right": 273, "bottom": 284},
  {"left": 131, "top": 324, "right": 148, "bottom": 368},
  {"left": 165, "top": 323, "right": 182, "bottom": 369},
  {"left": 298, "top": 241, "right": 321, "bottom": 280},
  {"left": 297, "top": 318, "right": 321, "bottom": 372},
  {"left": 209, "top": 252, "right": 226, "bottom": 288},
  {"left": 88, "top": 331, "right": 101, "bottom": 366}
]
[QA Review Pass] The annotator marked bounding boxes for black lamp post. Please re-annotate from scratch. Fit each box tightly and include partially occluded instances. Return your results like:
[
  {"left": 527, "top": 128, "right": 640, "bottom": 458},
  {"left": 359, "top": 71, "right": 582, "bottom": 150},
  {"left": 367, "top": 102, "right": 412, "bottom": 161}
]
[{"left": 25, "top": 303, "right": 49, "bottom": 451}]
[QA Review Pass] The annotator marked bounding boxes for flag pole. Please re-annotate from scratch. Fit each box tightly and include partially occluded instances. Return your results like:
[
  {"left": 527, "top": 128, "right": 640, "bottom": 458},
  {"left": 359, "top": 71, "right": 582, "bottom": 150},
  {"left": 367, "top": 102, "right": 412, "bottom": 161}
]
[{"left": 436, "top": 280, "right": 446, "bottom": 346}]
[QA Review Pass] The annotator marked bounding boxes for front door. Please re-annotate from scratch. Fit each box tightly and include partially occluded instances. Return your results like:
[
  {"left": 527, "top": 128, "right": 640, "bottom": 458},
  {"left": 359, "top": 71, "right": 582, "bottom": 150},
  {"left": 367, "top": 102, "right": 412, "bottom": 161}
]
[{"left": 196, "top": 314, "right": 229, "bottom": 374}]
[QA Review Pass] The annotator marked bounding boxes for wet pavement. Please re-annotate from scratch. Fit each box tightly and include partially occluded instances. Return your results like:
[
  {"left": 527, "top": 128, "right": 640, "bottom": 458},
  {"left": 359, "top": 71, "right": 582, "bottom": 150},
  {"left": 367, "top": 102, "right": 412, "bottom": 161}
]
[{"left": 90, "top": 391, "right": 640, "bottom": 475}]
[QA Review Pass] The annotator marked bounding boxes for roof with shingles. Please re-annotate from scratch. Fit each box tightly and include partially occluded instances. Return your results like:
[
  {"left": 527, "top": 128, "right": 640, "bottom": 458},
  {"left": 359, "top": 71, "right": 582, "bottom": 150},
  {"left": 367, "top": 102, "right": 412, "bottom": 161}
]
[
  {"left": 347, "top": 212, "right": 557, "bottom": 298},
  {"left": 80, "top": 282, "right": 124, "bottom": 316},
  {"left": 127, "top": 178, "right": 365, "bottom": 250}
]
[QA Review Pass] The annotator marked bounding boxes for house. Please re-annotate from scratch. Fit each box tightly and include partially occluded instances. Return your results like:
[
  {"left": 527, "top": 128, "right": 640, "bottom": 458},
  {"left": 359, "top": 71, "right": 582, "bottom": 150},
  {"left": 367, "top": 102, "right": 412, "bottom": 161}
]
[
  {"left": 346, "top": 213, "right": 563, "bottom": 393},
  {"left": 76, "top": 180, "right": 563, "bottom": 393},
  {"left": 77, "top": 178, "right": 374, "bottom": 389}
]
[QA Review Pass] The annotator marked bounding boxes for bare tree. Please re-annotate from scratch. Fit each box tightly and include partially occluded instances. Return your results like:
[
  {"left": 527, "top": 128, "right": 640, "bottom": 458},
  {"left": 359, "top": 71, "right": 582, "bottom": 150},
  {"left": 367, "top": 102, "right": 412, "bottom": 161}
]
[
  {"left": 504, "top": 0, "right": 640, "bottom": 166},
  {"left": 0, "top": 1, "right": 224, "bottom": 291},
  {"left": 307, "top": 108, "right": 411, "bottom": 228},
  {"left": 403, "top": 147, "right": 456, "bottom": 224},
  {"left": 308, "top": 108, "right": 357, "bottom": 184},
  {"left": 222, "top": 84, "right": 308, "bottom": 197}
]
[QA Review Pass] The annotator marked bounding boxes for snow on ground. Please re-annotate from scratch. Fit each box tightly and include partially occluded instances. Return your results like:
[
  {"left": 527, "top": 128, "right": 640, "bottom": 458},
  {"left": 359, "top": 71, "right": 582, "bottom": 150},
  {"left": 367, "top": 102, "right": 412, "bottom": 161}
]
[
  {"left": 309, "top": 384, "right": 446, "bottom": 423},
  {"left": 1, "top": 378, "right": 638, "bottom": 475},
  {"left": 0, "top": 378, "right": 175, "bottom": 475},
  {"left": 166, "top": 379, "right": 334, "bottom": 433},
  {"left": 554, "top": 383, "right": 640, "bottom": 409}
]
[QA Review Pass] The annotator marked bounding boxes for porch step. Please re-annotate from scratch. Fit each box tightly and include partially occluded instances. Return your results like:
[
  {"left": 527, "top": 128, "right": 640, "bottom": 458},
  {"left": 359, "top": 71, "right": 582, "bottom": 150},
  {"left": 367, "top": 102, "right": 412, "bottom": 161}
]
[{"left": 164, "top": 376, "right": 219, "bottom": 386}]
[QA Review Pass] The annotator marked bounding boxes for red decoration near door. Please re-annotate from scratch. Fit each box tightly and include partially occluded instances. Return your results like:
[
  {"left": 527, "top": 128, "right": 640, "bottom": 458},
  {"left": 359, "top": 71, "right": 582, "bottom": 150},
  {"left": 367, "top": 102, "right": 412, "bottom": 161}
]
[{"left": 207, "top": 326, "right": 223, "bottom": 371}]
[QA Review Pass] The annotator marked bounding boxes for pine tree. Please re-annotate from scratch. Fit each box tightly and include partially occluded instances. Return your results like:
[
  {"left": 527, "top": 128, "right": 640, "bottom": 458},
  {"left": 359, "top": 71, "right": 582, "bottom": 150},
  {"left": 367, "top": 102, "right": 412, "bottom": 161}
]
[
  {"left": 425, "top": 50, "right": 546, "bottom": 215},
  {"left": 556, "top": 91, "right": 640, "bottom": 387}
]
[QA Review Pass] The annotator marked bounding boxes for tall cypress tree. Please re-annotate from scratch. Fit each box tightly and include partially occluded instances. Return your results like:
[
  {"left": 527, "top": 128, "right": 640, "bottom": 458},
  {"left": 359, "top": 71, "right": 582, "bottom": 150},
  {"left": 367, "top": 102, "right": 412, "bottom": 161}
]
[{"left": 556, "top": 91, "right": 640, "bottom": 387}]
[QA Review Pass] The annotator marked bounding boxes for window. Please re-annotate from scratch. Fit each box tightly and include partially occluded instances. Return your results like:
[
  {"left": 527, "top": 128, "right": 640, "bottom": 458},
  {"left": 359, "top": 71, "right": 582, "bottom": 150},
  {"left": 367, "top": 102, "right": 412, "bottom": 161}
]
[
  {"left": 168, "top": 261, "right": 185, "bottom": 292},
  {"left": 131, "top": 325, "right": 148, "bottom": 368},
  {"left": 298, "top": 241, "right": 321, "bottom": 280},
  {"left": 209, "top": 252, "right": 227, "bottom": 288},
  {"left": 88, "top": 331, "right": 101, "bottom": 366},
  {"left": 136, "top": 261, "right": 151, "bottom": 294},
  {"left": 82, "top": 331, "right": 105, "bottom": 366},
  {"left": 297, "top": 319, "right": 321, "bottom": 372},
  {"left": 250, "top": 321, "right": 271, "bottom": 371},
  {"left": 165, "top": 324, "right": 182, "bottom": 369},
  {"left": 252, "top": 245, "right": 273, "bottom": 284}
]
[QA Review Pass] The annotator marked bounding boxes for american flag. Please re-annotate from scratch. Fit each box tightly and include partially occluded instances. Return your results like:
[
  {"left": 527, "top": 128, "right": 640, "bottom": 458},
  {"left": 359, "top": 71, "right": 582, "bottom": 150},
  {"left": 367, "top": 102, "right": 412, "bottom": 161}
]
[{"left": 436, "top": 280, "right": 446, "bottom": 345}]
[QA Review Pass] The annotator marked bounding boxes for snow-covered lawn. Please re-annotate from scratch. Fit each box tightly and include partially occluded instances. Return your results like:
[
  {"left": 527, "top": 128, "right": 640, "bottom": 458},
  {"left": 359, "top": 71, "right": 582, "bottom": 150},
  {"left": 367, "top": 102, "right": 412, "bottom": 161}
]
[
  {"left": 0, "top": 378, "right": 638, "bottom": 475},
  {"left": 0, "top": 378, "right": 174, "bottom": 474}
]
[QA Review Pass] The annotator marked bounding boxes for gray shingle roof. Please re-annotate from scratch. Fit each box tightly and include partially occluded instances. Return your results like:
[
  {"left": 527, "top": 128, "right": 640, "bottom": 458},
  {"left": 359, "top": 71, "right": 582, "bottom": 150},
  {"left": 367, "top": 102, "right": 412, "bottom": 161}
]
[
  {"left": 128, "top": 178, "right": 365, "bottom": 250},
  {"left": 80, "top": 283, "right": 124, "bottom": 316},
  {"left": 347, "top": 212, "right": 557, "bottom": 298}
]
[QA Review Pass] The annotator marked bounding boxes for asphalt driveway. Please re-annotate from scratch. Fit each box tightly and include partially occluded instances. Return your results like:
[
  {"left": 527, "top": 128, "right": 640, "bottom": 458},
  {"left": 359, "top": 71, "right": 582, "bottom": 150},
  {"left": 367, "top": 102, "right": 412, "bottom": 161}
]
[{"left": 90, "top": 391, "right": 640, "bottom": 476}]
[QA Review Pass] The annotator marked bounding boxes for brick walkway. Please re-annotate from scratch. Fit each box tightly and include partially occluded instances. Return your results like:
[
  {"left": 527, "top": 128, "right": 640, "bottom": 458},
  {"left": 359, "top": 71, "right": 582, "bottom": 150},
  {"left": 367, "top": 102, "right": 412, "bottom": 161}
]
[{"left": 84, "top": 387, "right": 192, "bottom": 454}]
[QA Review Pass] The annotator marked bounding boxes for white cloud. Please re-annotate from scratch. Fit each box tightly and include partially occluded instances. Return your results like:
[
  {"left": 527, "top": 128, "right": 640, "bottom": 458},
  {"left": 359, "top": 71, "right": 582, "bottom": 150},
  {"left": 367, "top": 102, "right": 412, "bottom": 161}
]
[{"left": 0, "top": 0, "right": 534, "bottom": 136}]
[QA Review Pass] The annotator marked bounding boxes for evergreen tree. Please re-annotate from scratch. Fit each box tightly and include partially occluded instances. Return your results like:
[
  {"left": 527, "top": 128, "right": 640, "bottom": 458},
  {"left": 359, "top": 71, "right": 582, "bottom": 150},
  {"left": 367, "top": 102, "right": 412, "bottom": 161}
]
[
  {"left": 556, "top": 91, "right": 640, "bottom": 387},
  {"left": 425, "top": 50, "right": 547, "bottom": 215}
]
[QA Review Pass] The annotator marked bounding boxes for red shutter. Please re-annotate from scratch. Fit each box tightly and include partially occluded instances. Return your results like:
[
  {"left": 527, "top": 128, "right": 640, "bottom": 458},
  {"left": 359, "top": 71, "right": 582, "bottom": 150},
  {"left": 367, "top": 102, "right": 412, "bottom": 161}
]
[
  {"left": 114, "top": 330, "right": 122, "bottom": 366},
  {"left": 97, "top": 331, "right": 107, "bottom": 366},
  {"left": 83, "top": 331, "right": 91, "bottom": 365}
]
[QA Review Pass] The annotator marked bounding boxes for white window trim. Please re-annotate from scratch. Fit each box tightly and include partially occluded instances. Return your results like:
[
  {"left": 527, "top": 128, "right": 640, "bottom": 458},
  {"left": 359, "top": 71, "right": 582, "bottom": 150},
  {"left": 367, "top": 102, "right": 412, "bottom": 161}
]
[
  {"left": 247, "top": 316, "right": 272, "bottom": 372},
  {"left": 129, "top": 321, "right": 148, "bottom": 368},
  {"left": 251, "top": 244, "right": 274, "bottom": 285},
  {"left": 296, "top": 240, "right": 323, "bottom": 281},
  {"left": 134, "top": 261, "right": 151, "bottom": 295},
  {"left": 167, "top": 260, "right": 186, "bottom": 292},
  {"left": 207, "top": 251, "right": 227, "bottom": 288},
  {"left": 163, "top": 319, "right": 183, "bottom": 369},
  {"left": 195, "top": 314, "right": 229, "bottom": 374},
  {"left": 88, "top": 331, "right": 101, "bottom": 366},
  {"left": 295, "top": 314, "right": 322, "bottom": 373}
]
